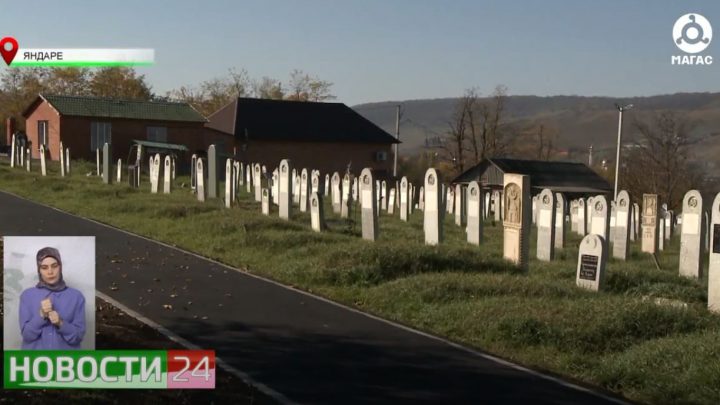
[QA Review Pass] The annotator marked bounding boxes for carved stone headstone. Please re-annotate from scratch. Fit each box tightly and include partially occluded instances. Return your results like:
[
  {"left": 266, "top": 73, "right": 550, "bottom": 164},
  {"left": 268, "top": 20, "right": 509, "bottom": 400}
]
[
  {"left": 400, "top": 177, "right": 409, "bottom": 221},
  {"left": 381, "top": 180, "right": 387, "bottom": 211},
  {"left": 310, "top": 192, "right": 325, "bottom": 232},
  {"left": 25, "top": 148, "right": 31, "bottom": 171},
  {"left": 116, "top": 159, "right": 122, "bottom": 183},
  {"left": 196, "top": 159, "right": 205, "bottom": 202},
  {"left": 207, "top": 145, "right": 218, "bottom": 199},
  {"left": 388, "top": 188, "right": 396, "bottom": 215},
  {"left": 331, "top": 172, "right": 341, "bottom": 214},
  {"left": 66, "top": 148, "right": 71, "bottom": 174},
  {"left": 246, "top": 163, "right": 252, "bottom": 193},
  {"left": 300, "top": 169, "right": 310, "bottom": 212},
  {"left": 642, "top": 194, "right": 659, "bottom": 254},
  {"left": 554, "top": 192, "right": 566, "bottom": 249},
  {"left": 590, "top": 195, "right": 610, "bottom": 245},
  {"left": 665, "top": 210, "right": 673, "bottom": 240},
  {"left": 324, "top": 174, "right": 330, "bottom": 197},
  {"left": 190, "top": 154, "right": 197, "bottom": 191},
  {"left": 341, "top": 173, "right": 353, "bottom": 219},
  {"left": 609, "top": 201, "right": 617, "bottom": 244},
  {"left": 659, "top": 222, "right": 665, "bottom": 251},
  {"left": 279, "top": 159, "right": 292, "bottom": 220},
  {"left": 293, "top": 173, "right": 301, "bottom": 205},
  {"left": 586, "top": 196, "right": 594, "bottom": 232},
  {"left": 272, "top": 168, "right": 279, "bottom": 205},
  {"left": 151, "top": 154, "right": 161, "bottom": 194},
  {"left": 163, "top": 156, "right": 172, "bottom": 194},
  {"left": 424, "top": 169, "right": 443, "bottom": 245},
  {"left": 262, "top": 188, "right": 270, "bottom": 215},
  {"left": 59, "top": 142, "right": 65, "bottom": 177},
  {"left": 576, "top": 234, "right": 606, "bottom": 292},
  {"left": 419, "top": 186, "right": 425, "bottom": 211},
  {"left": 570, "top": 200, "right": 578, "bottom": 233},
  {"left": 9, "top": 134, "right": 15, "bottom": 168},
  {"left": 577, "top": 198, "right": 587, "bottom": 236},
  {"left": 224, "top": 159, "right": 233, "bottom": 207},
  {"left": 254, "top": 163, "right": 262, "bottom": 202},
  {"left": 311, "top": 170, "right": 321, "bottom": 195},
  {"left": 680, "top": 190, "right": 704, "bottom": 278},
  {"left": 633, "top": 202, "right": 640, "bottom": 241},
  {"left": 613, "top": 191, "right": 631, "bottom": 260},
  {"left": 39, "top": 145, "right": 47, "bottom": 176},
  {"left": 96, "top": 148, "right": 101, "bottom": 176},
  {"left": 708, "top": 193, "right": 720, "bottom": 312},
  {"left": 360, "top": 168, "right": 378, "bottom": 241},
  {"left": 467, "top": 181, "right": 484, "bottom": 246},
  {"left": 537, "top": 189, "right": 556, "bottom": 261},
  {"left": 455, "top": 184, "right": 465, "bottom": 226},
  {"left": 101, "top": 143, "right": 112, "bottom": 184},
  {"left": 532, "top": 196, "right": 538, "bottom": 225},
  {"left": 503, "top": 174, "right": 530, "bottom": 270}
]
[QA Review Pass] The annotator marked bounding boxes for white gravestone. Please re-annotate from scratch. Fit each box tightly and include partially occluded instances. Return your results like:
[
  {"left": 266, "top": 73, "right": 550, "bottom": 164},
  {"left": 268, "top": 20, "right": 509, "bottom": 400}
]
[
  {"left": 331, "top": 172, "right": 341, "bottom": 214},
  {"left": 424, "top": 168, "right": 443, "bottom": 245},
  {"left": 419, "top": 186, "right": 425, "bottom": 211},
  {"left": 59, "top": 142, "right": 65, "bottom": 177},
  {"left": 503, "top": 174, "right": 531, "bottom": 270},
  {"left": 65, "top": 148, "right": 71, "bottom": 174},
  {"left": 633, "top": 203, "right": 640, "bottom": 241},
  {"left": 642, "top": 194, "right": 659, "bottom": 254},
  {"left": 262, "top": 188, "right": 270, "bottom": 215},
  {"left": 609, "top": 201, "right": 617, "bottom": 244},
  {"left": 400, "top": 177, "right": 409, "bottom": 221},
  {"left": 310, "top": 192, "right": 325, "bottom": 232},
  {"left": 381, "top": 180, "right": 387, "bottom": 211},
  {"left": 466, "top": 181, "right": 484, "bottom": 246},
  {"left": 224, "top": 159, "right": 233, "bottom": 207},
  {"left": 190, "top": 154, "right": 197, "bottom": 191},
  {"left": 272, "top": 168, "right": 279, "bottom": 205},
  {"left": 341, "top": 173, "right": 353, "bottom": 219},
  {"left": 254, "top": 163, "right": 262, "bottom": 202},
  {"left": 196, "top": 159, "right": 206, "bottom": 202},
  {"left": 300, "top": 169, "right": 310, "bottom": 212},
  {"left": 576, "top": 234, "right": 607, "bottom": 292},
  {"left": 164, "top": 156, "right": 173, "bottom": 195},
  {"left": 279, "top": 160, "right": 292, "bottom": 220},
  {"left": 455, "top": 184, "right": 465, "bottom": 226},
  {"left": 150, "top": 154, "right": 161, "bottom": 194},
  {"left": 708, "top": 193, "right": 720, "bottom": 312},
  {"left": 536, "top": 189, "right": 556, "bottom": 262},
  {"left": 39, "top": 145, "right": 47, "bottom": 176},
  {"left": 613, "top": 191, "right": 631, "bottom": 260},
  {"left": 360, "top": 168, "right": 378, "bottom": 241},
  {"left": 9, "top": 134, "right": 15, "bottom": 168},
  {"left": 554, "top": 193, "right": 566, "bottom": 249},
  {"left": 570, "top": 200, "right": 578, "bottom": 233},
  {"left": 96, "top": 148, "right": 101, "bottom": 176},
  {"left": 246, "top": 164, "right": 252, "bottom": 193},
  {"left": 388, "top": 188, "right": 396, "bottom": 215},
  {"left": 590, "top": 195, "right": 610, "bottom": 245},
  {"left": 680, "top": 190, "right": 704, "bottom": 279},
  {"left": 577, "top": 198, "right": 587, "bottom": 236},
  {"left": 665, "top": 210, "right": 673, "bottom": 240},
  {"left": 659, "top": 222, "right": 665, "bottom": 251},
  {"left": 116, "top": 159, "right": 122, "bottom": 183}
]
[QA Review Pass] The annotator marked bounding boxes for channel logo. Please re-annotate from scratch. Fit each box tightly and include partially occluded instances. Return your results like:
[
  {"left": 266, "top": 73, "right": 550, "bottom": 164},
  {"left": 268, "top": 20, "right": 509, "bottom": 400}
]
[{"left": 672, "top": 13, "right": 713, "bottom": 65}]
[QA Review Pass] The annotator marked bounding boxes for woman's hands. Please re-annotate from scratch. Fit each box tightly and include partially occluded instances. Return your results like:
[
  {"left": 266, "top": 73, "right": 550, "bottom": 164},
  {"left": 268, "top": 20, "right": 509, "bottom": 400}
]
[
  {"left": 48, "top": 311, "right": 63, "bottom": 327},
  {"left": 39, "top": 298, "right": 63, "bottom": 327}
]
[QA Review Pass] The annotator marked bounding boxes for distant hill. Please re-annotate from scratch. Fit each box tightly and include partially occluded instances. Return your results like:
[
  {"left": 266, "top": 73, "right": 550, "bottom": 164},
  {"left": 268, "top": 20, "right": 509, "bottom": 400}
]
[{"left": 353, "top": 93, "right": 720, "bottom": 171}]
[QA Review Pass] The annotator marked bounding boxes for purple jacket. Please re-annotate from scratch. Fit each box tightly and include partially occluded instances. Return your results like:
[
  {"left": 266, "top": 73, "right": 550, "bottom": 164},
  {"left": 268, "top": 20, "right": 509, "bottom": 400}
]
[{"left": 19, "top": 286, "right": 86, "bottom": 350}]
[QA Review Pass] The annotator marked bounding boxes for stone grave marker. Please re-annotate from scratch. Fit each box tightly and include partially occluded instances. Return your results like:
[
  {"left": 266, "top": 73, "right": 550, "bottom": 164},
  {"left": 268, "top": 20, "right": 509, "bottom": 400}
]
[
  {"left": 164, "top": 156, "right": 173, "bottom": 194},
  {"left": 400, "top": 177, "right": 409, "bottom": 221},
  {"left": 503, "top": 174, "right": 530, "bottom": 270},
  {"left": 633, "top": 202, "right": 640, "bottom": 241},
  {"left": 536, "top": 189, "right": 556, "bottom": 261},
  {"left": 324, "top": 174, "right": 330, "bottom": 197},
  {"left": 207, "top": 145, "right": 218, "bottom": 198},
  {"left": 388, "top": 188, "right": 396, "bottom": 215},
  {"left": 586, "top": 196, "right": 594, "bottom": 232},
  {"left": 262, "top": 188, "right": 270, "bottom": 215},
  {"left": 190, "top": 154, "right": 197, "bottom": 191},
  {"left": 555, "top": 192, "right": 566, "bottom": 249},
  {"left": 664, "top": 210, "right": 673, "bottom": 241},
  {"left": 659, "top": 222, "right": 665, "bottom": 251},
  {"left": 419, "top": 186, "right": 425, "bottom": 211},
  {"left": 59, "top": 142, "right": 65, "bottom": 177},
  {"left": 246, "top": 163, "right": 252, "bottom": 193},
  {"left": 590, "top": 195, "right": 610, "bottom": 244},
  {"left": 151, "top": 154, "right": 161, "bottom": 194},
  {"left": 39, "top": 145, "right": 47, "bottom": 176},
  {"left": 570, "top": 200, "right": 578, "bottom": 233},
  {"left": 300, "top": 169, "right": 310, "bottom": 212},
  {"left": 455, "top": 184, "right": 465, "bottom": 226},
  {"left": 708, "top": 193, "right": 720, "bottom": 312},
  {"left": 576, "top": 234, "right": 606, "bottom": 291},
  {"left": 680, "top": 190, "right": 704, "bottom": 278},
  {"left": 254, "top": 163, "right": 262, "bottom": 202},
  {"left": 96, "top": 148, "right": 101, "bottom": 176},
  {"left": 116, "top": 159, "right": 122, "bottom": 183},
  {"left": 609, "top": 201, "right": 617, "bottom": 244},
  {"left": 279, "top": 159, "right": 292, "bottom": 220},
  {"left": 9, "top": 134, "right": 15, "bottom": 168},
  {"left": 331, "top": 172, "right": 341, "bottom": 214},
  {"left": 381, "top": 180, "right": 387, "bottom": 211},
  {"left": 577, "top": 198, "right": 587, "bottom": 236},
  {"left": 102, "top": 143, "right": 112, "bottom": 184},
  {"left": 224, "top": 159, "right": 233, "bottom": 207},
  {"left": 613, "top": 190, "right": 631, "bottom": 260},
  {"left": 310, "top": 192, "right": 325, "bottom": 232},
  {"left": 360, "top": 168, "right": 378, "bottom": 241},
  {"left": 642, "top": 194, "right": 659, "bottom": 254},
  {"left": 341, "top": 173, "right": 353, "bottom": 218},
  {"left": 196, "top": 159, "right": 205, "bottom": 202},
  {"left": 424, "top": 169, "right": 443, "bottom": 245},
  {"left": 467, "top": 181, "right": 484, "bottom": 245},
  {"left": 65, "top": 148, "right": 70, "bottom": 174}
]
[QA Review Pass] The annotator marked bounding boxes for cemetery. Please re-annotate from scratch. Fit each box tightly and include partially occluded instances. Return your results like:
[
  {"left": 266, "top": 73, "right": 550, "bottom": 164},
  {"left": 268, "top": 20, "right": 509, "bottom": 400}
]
[{"left": 1, "top": 143, "right": 719, "bottom": 405}]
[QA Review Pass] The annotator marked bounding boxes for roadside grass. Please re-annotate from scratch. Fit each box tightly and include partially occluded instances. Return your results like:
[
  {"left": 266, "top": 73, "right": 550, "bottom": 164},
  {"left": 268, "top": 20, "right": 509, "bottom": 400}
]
[{"left": 1, "top": 158, "right": 718, "bottom": 404}]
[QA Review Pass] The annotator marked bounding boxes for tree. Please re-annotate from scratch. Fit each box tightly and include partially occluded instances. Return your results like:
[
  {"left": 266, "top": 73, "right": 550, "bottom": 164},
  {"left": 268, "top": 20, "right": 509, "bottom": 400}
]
[
  {"left": 46, "top": 68, "right": 91, "bottom": 96},
  {"left": 286, "top": 69, "right": 335, "bottom": 102},
  {"left": 443, "top": 95, "right": 469, "bottom": 174},
  {"left": 622, "top": 111, "right": 700, "bottom": 210},
  {"left": 89, "top": 67, "right": 152, "bottom": 100},
  {"left": 252, "top": 77, "right": 284, "bottom": 99}
]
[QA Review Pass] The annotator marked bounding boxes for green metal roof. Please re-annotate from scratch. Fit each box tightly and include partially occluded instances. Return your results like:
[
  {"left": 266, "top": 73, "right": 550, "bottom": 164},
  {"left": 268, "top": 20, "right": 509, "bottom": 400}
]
[
  {"left": 133, "top": 140, "right": 189, "bottom": 152},
  {"left": 42, "top": 94, "right": 207, "bottom": 123}
]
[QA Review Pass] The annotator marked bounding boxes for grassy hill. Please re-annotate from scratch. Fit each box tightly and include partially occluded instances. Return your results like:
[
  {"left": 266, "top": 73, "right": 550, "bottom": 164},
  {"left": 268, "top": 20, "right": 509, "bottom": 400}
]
[{"left": 353, "top": 93, "right": 720, "bottom": 170}]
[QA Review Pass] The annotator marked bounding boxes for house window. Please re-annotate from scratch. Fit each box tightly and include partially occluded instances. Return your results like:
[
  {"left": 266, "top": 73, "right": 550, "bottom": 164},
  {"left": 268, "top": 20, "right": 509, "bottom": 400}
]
[
  {"left": 375, "top": 151, "right": 388, "bottom": 162},
  {"left": 38, "top": 121, "right": 48, "bottom": 146},
  {"left": 147, "top": 126, "right": 167, "bottom": 143},
  {"left": 90, "top": 122, "right": 112, "bottom": 151}
]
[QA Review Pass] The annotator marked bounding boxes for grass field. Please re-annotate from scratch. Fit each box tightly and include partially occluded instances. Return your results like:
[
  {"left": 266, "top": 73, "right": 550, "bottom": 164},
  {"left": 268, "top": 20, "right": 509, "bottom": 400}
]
[{"left": 1, "top": 158, "right": 719, "bottom": 405}]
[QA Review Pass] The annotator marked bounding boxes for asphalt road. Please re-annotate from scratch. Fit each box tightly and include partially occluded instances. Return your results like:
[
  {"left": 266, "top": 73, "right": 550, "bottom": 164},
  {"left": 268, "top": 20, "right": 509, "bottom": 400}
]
[{"left": 0, "top": 190, "right": 630, "bottom": 404}]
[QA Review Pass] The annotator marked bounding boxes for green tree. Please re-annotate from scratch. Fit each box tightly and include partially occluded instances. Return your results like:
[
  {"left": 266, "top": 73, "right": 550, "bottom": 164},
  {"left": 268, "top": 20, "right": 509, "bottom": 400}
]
[{"left": 89, "top": 67, "right": 152, "bottom": 100}]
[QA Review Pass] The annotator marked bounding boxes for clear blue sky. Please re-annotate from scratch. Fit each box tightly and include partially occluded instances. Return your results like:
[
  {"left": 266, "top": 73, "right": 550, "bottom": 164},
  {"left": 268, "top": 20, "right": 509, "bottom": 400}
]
[{"left": 2, "top": 0, "right": 718, "bottom": 105}]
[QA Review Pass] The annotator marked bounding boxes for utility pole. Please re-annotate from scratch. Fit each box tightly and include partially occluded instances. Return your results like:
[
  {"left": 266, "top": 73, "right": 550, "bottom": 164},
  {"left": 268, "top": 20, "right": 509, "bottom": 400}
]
[
  {"left": 393, "top": 104, "right": 401, "bottom": 178},
  {"left": 613, "top": 103, "right": 634, "bottom": 200}
]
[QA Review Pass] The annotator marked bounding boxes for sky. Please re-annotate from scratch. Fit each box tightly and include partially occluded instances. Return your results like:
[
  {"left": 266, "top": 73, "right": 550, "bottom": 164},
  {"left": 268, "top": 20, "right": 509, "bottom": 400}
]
[{"left": 2, "top": 0, "right": 719, "bottom": 106}]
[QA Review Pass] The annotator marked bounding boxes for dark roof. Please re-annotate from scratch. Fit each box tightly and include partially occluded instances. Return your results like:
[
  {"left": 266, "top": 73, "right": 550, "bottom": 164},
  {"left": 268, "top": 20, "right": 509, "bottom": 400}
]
[
  {"left": 215, "top": 98, "right": 398, "bottom": 144},
  {"left": 453, "top": 158, "right": 612, "bottom": 194},
  {"left": 24, "top": 94, "right": 207, "bottom": 123}
]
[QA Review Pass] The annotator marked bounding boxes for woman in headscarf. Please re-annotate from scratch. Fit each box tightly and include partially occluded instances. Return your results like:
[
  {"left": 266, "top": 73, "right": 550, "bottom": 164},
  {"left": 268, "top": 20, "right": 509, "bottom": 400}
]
[{"left": 18, "top": 247, "right": 86, "bottom": 349}]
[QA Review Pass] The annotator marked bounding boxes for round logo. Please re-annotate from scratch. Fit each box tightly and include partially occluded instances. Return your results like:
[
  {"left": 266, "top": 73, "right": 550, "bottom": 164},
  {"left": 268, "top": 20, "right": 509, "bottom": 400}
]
[{"left": 674, "top": 14, "right": 712, "bottom": 54}]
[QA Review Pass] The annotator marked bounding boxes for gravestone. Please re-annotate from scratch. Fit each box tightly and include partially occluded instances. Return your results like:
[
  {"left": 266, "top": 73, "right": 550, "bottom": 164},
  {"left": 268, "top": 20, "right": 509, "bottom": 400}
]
[
  {"left": 664, "top": 211, "right": 673, "bottom": 241},
  {"left": 191, "top": 154, "right": 198, "bottom": 191},
  {"left": 586, "top": 196, "right": 594, "bottom": 232},
  {"left": 577, "top": 198, "right": 587, "bottom": 236},
  {"left": 238, "top": 162, "right": 244, "bottom": 186},
  {"left": 400, "top": 177, "right": 409, "bottom": 221},
  {"left": 570, "top": 200, "right": 578, "bottom": 233},
  {"left": 536, "top": 189, "right": 556, "bottom": 261},
  {"left": 39, "top": 145, "right": 47, "bottom": 176},
  {"left": 271, "top": 169, "right": 279, "bottom": 205},
  {"left": 262, "top": 188, "right": 270, "bottom": 215},
  {"left": 310, "top": 192, "right": 325, "bottom": 232},
  {"left": 311, "top": 170, "right": 320, "bottom": 195},
  {"left": 659, "top": 223, "right": 665, "bottom": 251},
  {"left": 576, "top": 234, "right": 606, "bottom": 291},
  {"left": 708, "top": 193, "right": 720, "bottom": 312},
  {"left": 503, "top": 174, "right": 530, "bottom": 270},
  {"left": 254, "top": 163, "right": 262, "bottom": 202},
  {"left": 293, "top": 173, "right": 301, "bottom": 205},
  {"left": 381, "top": 180, "right": 387, "bottom": 211},
  {"left": 613, "top": 191, "right": 631, "bottom": 260},
  {"left": 65, "top": 148, "right": 71, "bottom": 174},
  {"left": 419, "top": 186, "right": 425, "bottom": 211},
  {"left": 224, "top": 159, "right": 233, "bottom": 207},
  {"left": 554, "top": 193, "right": 566, "bottom": 249},
  {"left": 494, "top": 191, "right": 502, "bottom": 222},
  {"left": 102, "top": 143, "right": 112, "bottom": 184},
  {"left": 609, "top": 201, "right": 617, "bottom": 244},
  {"left": 388, "top": 188, "right": 396, "bottom": 215},
  {"left": 466, "top": 181, "right": 484, "bottom": 246},
  {"left": 633, "top": 202, "right": 640, "bottom": 241},
  {"left": 9, "top": 134, "right": 15, "bottom": 168},
  {"left": 116, "top": 159, "right": 122, "bottom": 183},
  {"left": 629, "top": 203, "right": 636, "bottom": 241},
  {"left": 446, "top": 187, "right": 454, "bottom": 215},
  {"left": 642, "top": 194, "right": 659, "bottom": 254},
  {"left": 331, "top": 172, "right": 341, "bottom": 214},
  {"left": 680, "top": 190, "right": 704, "bottom": 278},
  {"left": 246, "top": 163, "right": 252, "bottom": 193},
  {"left": 164, "top": 156, "right": 173, "bottom": 194},
  {"left": 25, "top": 147, "right": 31, "bottom": 171},
  {"left": 207, "top": 145, "right": 218, "bottom": 199},
  {"left": 353, "top": 178, "right": 359, "bottom": 203},
  {"left": 590, "top": 195, "right": 610, "bottom": 244},
  {"left": 424, "top": 168, "right": 443, "bottom": 245},
  {"left": 171, "top": 156, "right": 176, "bottom": 180},
  {"left": 324, "top": 174, "right": 330, "bottom": 197},
  {"left": 96, "top": 148, "right": 101, "bottom": 176},
  {"left": 279, "top": 159, "right": 292, "bottom": 220},
  {"left": 341, "top": 173, "right": 353, "bottom": 218},
  {"left": 408, "top": 183, "right": 415, "bottom": 215},
  {"left": 59, "top": 142, "right": 65, "bottom": 177},
  {"left": 196, "top": 159, "right": 205, "bottom": 202},
  {"left": 151, "top": 154, "right": 161, "bottom": 194},
  {"left": 300, "top": 169, "right": 310, "bottom": 212},
  {"left": 360, "top": 168, "right": 378, "bottom": 241},
  {"left": 455, "top": 184, "right": 465, "bottom": 226},
  {"left": 532, "top": 195, "right": 538, "bottom": 225}
]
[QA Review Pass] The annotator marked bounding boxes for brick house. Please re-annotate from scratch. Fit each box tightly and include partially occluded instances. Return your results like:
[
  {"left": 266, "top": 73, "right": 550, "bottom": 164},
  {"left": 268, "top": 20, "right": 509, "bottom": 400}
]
[
  {"left": 205, "top": 98, "right": 399, "bottom": 177},
  {"left": 22, "top": 94, "right": 213, "bottom": 162}
]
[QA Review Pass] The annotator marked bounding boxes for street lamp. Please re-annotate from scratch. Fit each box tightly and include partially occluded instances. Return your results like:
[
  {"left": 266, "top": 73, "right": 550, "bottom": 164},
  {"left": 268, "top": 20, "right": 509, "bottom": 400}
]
[{"left": 613, "top": 103, "right": 634, "bottom": 200}]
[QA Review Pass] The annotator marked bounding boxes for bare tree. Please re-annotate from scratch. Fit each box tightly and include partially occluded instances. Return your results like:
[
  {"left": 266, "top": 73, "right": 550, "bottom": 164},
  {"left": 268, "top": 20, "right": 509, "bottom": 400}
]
[{"left": 443, "top": 96, "right": 469, "bottom": 173}]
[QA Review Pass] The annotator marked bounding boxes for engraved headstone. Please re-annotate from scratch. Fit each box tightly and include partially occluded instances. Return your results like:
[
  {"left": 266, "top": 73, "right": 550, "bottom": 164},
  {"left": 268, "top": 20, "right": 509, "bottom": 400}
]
[
  {"left": 586, "top": 196, "right": 594, "bottom": 232},
  {"left": 613, "top": 191, "right": 631, "bottom": 260},
  {"left": 388, "top": 188, "right": 396, "bottom": 215},
  {"left": 207, "top": 145, "right": 218, "bottom": 199},
  {"left": 536, "top": 189, "right": 556, "bottom": 261},
  {"left": 633, "top": 202, "right": 640, "bottom": 241},
  {"left": 224, "top": 159, "right": 233, "bottom": 207},
  {"left": 399, "top": 177, "right": 409, "bottom": 221},
  {"left": 590, "top": 195, "right": 610, "bottom": 244},
  {"left": 554, "top": 193, "right": 566, "bottom": 249},
  {"left": 577, "top": 198, "right": 587, "bottom": 236},
  {"left": 341, "top": 173, "right": 353, "bottom": 219},
  {"left": 419, "top": 186, "right": 424, "bottom": 211},
  {"left": 424, "top": 169, "right": 443, "bottom": 245},
  {"left": 254, "top": 163, "right": 262, "bottom": 202},
  {"left": 102, "top": 143, "right": 112, "bottom": 184},
  {"left": 116, "top": 159, "right": 122, "bottom": 183},
  {"left": 9, "top": 134, "right": 15, "bottom": 168},
  {"left": 246, "top": 163, "right": 252, "bottom": 193},
  {"left": 39, "top": 145, "right": 47, "bottom": 176},
  {"left": 271, "top": 168, "right": 279, "bottom": 205},
  {"left": 503, "top": 174, "right": 531, "bottom": 270},
  {"left": 642, "top": 194, "right": 659, "bottom": 254},
  {"left": 455, "top": 184, "right": 465, "bottom": 226},
  {"left": 196, "top": 159, "right": 205, "bottom": 202},
  {"left": 360, "top": 168, "right": 378, "bottom": 241},
  {"left": 467, "top": 181, "right": 484, "bottom": 246},
  {"left": 680, "top": 190, "right": 704, "bottom": 278},
  {"left": 324, "top": 174, "right": 330, "bottom": 197},
  {"left": 659, "top": 222, "right": 665, "bottom": 251},
  {"left": 570, "top": 200, "right": 578, "bottom": 233},
  {"left": 300, "top": 169, "right": 310, "bottom": 212},
  {"left": 59, "top": 142, "right": 65, "bottom": 177},
  {"left": 665, "top": 210, "right": 673, "bottom": 240},
  {"left": 381, "top": 180, "right": 387, "bottom": 211},
  {"left": 164, "top": 156, "right": 173, "bottom": 195},
  {"left": 310, "top": 192, "right": 325, "bottom": 232},
  {"left": 708, "top": 193, "right": 720, "bottom": 312},
  {"left": 279, "top": 159, "right": 292, "bottom": 220},
  {"left": 96, "top": 148, "right": 101, "bottom": 176},
  {"left": 191, "top": 154, "right": 198, "bottom": 191},
  {"left": 151, "top": 154, "right": 161, "bottom": 194},
  {"left": 609, "top": 201, "right": 617, "bottom": 244},
  {"left": 65, "top": 148, "right": 71, "bottom": 174},
  {"left": 262, "top": 188, "right": 270, "bottom": 215},
  {"left": 576, "top": 234, "right": 606, "bottom": 292},
  {"left": 331, "top": 172, "right": 341, "bottom": 214}
]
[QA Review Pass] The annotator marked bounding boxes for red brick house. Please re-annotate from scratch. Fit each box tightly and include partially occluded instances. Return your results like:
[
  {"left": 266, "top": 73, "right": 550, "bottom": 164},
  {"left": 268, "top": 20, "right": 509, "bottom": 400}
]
[
  {"left": 205, "top": 98, "right": 399, "bottom": 177},
  {"left": 22, "top": 94, "right": 213, "bottom": 162}
]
